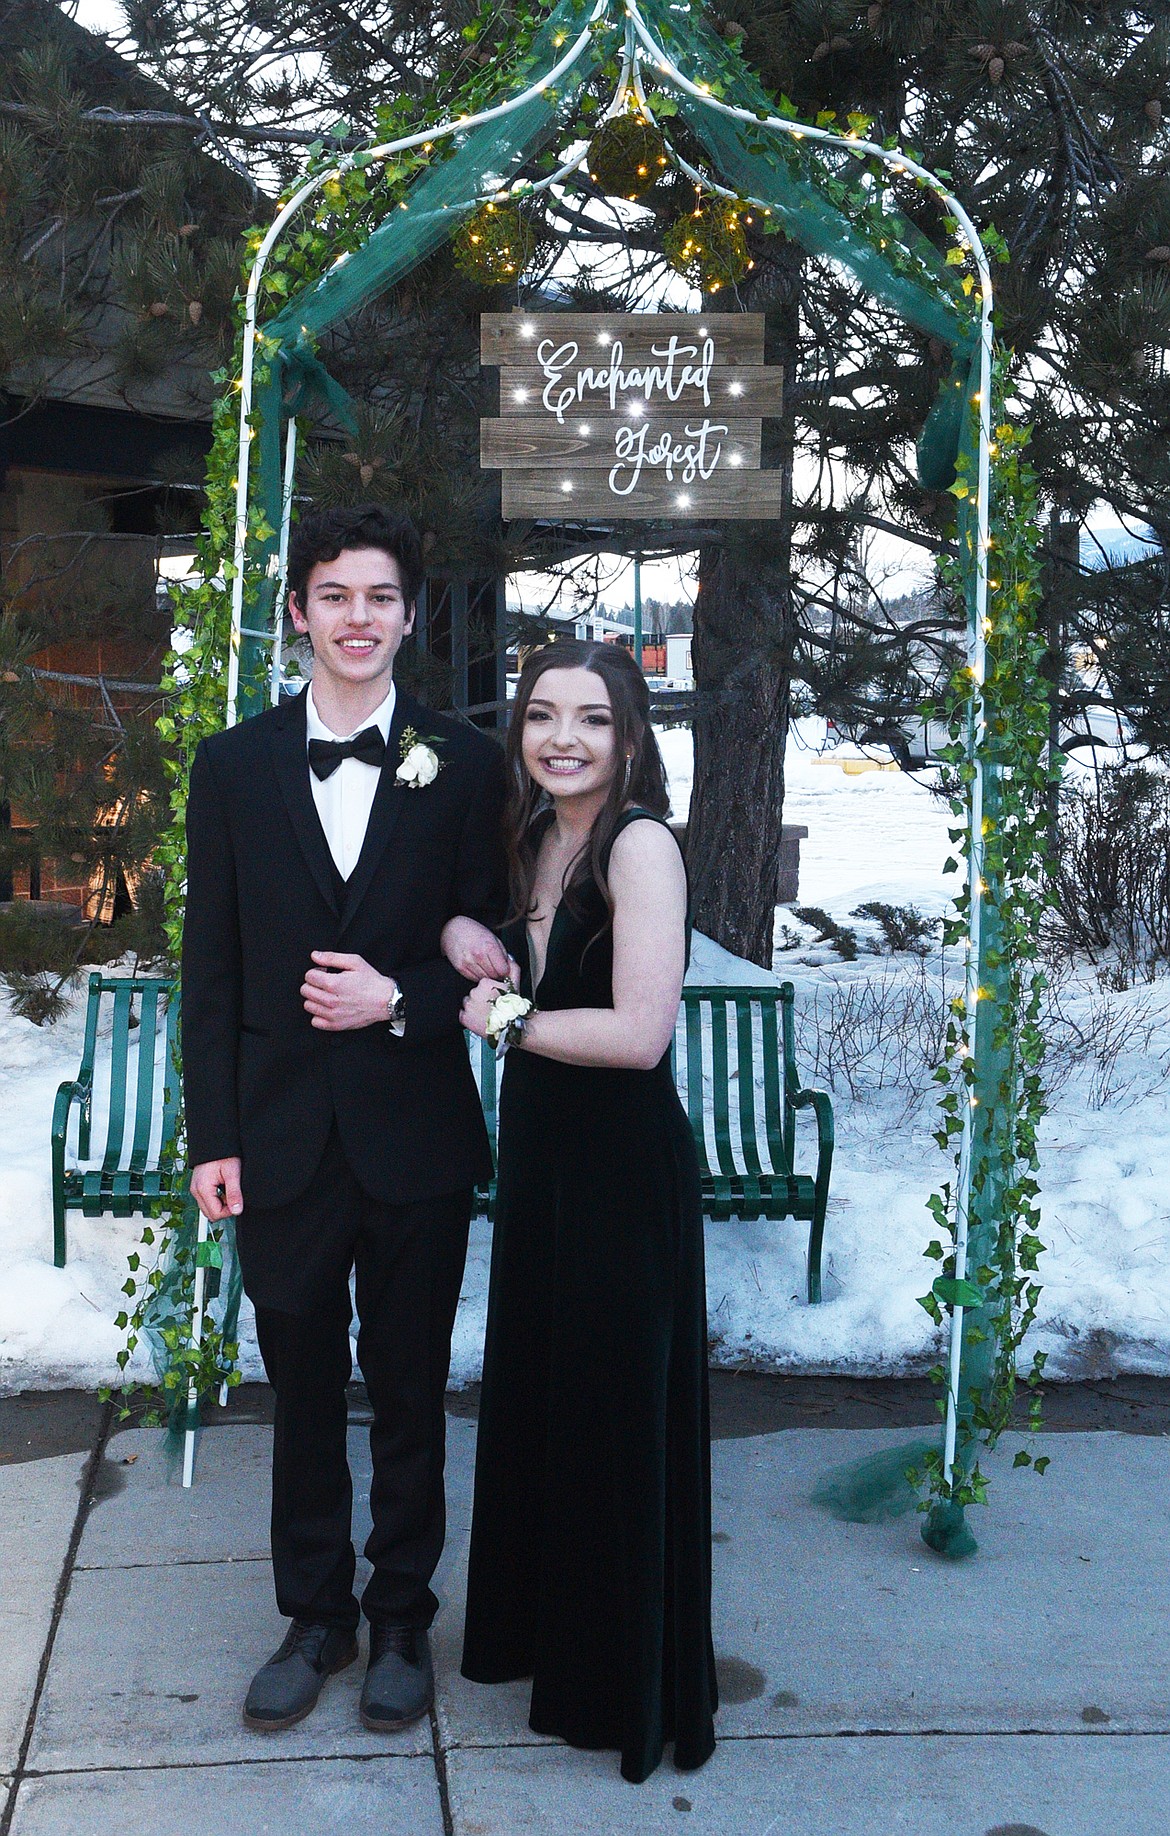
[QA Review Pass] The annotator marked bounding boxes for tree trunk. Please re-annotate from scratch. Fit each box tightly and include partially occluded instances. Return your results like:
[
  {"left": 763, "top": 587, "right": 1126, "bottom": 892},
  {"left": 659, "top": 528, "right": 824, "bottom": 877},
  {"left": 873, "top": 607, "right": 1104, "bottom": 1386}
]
[
  {"left": 687, "top": 547, "right": 794, "bottom": 966},
  {"left": 686, "top": 246, "right": 802, "bottom": 969}
]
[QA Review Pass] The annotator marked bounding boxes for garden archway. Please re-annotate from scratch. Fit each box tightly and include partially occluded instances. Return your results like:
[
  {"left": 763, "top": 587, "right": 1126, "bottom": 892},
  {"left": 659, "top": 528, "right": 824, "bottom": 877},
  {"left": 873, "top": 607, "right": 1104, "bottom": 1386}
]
[{"left": 182, "top": 0, "right": 1048, "bottom": 1552}]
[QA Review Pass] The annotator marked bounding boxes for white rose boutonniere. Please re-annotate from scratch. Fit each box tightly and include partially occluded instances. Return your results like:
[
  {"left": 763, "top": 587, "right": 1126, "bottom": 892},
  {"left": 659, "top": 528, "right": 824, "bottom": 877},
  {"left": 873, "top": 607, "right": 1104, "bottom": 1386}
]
[{"left": 395, "top": 726, "right": 443, "bottom": 789}]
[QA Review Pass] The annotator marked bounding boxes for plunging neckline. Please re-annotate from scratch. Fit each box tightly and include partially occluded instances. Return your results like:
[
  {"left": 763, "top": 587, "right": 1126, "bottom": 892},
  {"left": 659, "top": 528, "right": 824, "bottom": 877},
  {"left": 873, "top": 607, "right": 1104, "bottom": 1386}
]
[
  {"left": 525, "top": 899, "right": 564, "bottom": 995},
  {"left": 522, "top": 805, "right": 658, "bottom": 995}
]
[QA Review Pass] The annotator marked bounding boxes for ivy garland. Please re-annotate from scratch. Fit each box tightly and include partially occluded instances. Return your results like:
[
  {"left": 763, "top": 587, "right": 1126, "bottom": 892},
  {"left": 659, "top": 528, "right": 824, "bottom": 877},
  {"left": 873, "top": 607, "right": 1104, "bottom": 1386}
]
[
  {"left": 915, "top": 360, "right": 1054, "bottom": 1513},
  {"left": 106, "top": 5, "right": 1049, "bottom": 1510}
]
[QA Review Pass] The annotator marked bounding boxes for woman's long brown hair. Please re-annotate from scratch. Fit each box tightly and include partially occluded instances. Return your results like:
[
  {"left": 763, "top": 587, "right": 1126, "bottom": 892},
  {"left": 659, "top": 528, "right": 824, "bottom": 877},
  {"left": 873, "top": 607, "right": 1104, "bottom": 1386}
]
[{"left": 504, "top": 639, "right": 672, "bottom": 943}]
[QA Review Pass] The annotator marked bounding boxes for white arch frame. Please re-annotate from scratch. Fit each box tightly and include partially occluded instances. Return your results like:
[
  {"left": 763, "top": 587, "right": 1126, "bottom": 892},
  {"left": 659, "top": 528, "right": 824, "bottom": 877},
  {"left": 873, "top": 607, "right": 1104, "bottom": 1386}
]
[{"left": 221, "top": 0, "right": 996, "bottom": 1502}]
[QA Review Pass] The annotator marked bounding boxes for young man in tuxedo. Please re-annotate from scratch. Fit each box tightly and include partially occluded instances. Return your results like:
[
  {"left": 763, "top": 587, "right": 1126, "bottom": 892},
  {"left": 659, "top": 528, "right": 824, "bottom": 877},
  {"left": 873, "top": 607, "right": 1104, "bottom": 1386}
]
[{"left": 183, "top": 504, "right": 509, "bottom": 1733}]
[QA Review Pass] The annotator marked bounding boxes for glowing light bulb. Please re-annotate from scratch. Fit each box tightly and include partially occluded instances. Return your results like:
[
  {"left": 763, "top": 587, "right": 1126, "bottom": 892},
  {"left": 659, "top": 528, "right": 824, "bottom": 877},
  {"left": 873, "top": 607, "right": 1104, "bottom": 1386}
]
[
  {"left": 513, "top": 388, "right": 529, "bottom": 403},
  {"left": 676, "top": 493, "right": 692, "bottom": 507},
  {"left": 728, "top": 381, "right": 743, "bottom": 396},
  {"left": 578, "top": 423, "right": 591, "bottom": 435},
  {"left": 628, "top": 401, "right": 644, "bottom": 416},
  {"left": 729, "top": 452, "right": 743, "bottom": 467},
  {"left": 561, "top": 479, "right": 573, "bottom": 493},
  {"left": 520, "top": 322, "right": 535, "bottom": 338}
]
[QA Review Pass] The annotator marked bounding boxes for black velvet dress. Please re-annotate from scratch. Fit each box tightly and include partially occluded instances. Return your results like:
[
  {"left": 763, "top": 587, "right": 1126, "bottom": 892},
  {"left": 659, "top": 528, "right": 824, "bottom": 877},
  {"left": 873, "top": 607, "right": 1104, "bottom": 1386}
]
[{"left": 460, "top": 809, "right": 718, "bottom": 1783}]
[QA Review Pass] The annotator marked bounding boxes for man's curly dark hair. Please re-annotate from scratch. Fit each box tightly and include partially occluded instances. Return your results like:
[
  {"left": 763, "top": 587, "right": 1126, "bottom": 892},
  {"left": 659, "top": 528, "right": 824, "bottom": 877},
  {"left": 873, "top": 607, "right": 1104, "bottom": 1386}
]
[{"left": 286, "top": 504, "right": 424, "bottom": 610}]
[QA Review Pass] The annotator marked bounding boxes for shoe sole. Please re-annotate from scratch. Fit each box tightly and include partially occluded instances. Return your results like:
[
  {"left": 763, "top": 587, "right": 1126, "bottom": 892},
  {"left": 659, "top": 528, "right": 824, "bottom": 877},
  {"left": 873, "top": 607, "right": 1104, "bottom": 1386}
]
[
  {"left": 242, "top": 1642, "right": 359, "bottom": 1732},
  {"left": 359, "top": 1691, "right": 434, "bottom": 1734}
]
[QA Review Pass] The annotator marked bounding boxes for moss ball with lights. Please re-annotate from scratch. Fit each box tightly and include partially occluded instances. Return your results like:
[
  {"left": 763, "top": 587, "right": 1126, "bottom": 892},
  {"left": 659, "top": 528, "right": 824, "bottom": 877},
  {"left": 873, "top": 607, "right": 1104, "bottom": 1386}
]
[
  {"left": 587, "top": 112, "right": 670, "bottom": 200},
  {"left": 452, "top": 201, "right": 539, "bottom": 284},
  {"left": 664, "top": 199, "right": 753, "bottom": 291}
]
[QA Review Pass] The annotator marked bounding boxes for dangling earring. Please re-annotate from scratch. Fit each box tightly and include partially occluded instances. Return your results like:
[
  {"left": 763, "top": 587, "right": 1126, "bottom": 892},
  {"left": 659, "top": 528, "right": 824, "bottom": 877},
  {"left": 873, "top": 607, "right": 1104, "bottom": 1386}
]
[{"left": 622, "top": 756, "right": 633, "bottom": 796}]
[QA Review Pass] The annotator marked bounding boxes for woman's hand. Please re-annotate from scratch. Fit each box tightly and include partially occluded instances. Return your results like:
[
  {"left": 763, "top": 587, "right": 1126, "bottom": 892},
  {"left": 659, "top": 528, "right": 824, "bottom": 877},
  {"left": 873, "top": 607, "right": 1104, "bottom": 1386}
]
[
  {"left": 460, "top": 976, "right": 510, "bottom": 1039},
  {"left": 441, "top": 915, "right": 513, "bottom": 982}
]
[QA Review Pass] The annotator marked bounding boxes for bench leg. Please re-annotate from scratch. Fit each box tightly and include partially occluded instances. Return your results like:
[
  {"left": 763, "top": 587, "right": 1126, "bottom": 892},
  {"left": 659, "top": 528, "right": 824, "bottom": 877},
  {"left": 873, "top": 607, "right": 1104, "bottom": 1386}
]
[
  {"left": 807, "top": 1192, "right": 827, "bottom": 1305},
  {"left": 52, "top": 1187, "right": 67, "bottom": 1270}
]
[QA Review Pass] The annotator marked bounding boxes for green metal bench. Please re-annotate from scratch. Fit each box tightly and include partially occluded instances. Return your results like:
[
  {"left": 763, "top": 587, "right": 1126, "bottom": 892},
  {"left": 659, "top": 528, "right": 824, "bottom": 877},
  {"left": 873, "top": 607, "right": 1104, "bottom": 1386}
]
[
  {"left": 472, "top": 981, "right": 834, "bottom": 1303},
  {"left": 52, "top": 976, "right": 832, "bottom": 1304},
  {"left": 51, "top": 973, "right": 180, "bottom": 1268}
]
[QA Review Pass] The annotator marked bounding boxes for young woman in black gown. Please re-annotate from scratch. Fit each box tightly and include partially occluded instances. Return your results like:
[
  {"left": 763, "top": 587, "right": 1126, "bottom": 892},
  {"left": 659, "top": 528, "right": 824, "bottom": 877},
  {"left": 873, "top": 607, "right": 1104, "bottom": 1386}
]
[{"left": 444, "top": 639, "right": 717, "bottom": 1783}]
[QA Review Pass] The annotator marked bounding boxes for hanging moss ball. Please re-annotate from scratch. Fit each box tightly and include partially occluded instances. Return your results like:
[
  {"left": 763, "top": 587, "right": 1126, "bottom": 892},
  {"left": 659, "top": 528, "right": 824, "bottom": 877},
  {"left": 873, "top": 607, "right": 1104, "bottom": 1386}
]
[
  {"left": 663, "top": 201, "right": 753, "bottom": 292},
  {"left": 452, "top": 202, "right": 537, "bottom": 285},
  {"left": 587, "top": 113, "right": 670, "bottom": 200}
]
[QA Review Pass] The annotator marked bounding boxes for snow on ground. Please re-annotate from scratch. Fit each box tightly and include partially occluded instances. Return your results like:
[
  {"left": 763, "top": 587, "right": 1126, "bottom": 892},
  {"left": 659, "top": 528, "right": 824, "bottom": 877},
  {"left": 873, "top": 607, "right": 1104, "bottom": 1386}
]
[{"left": 4, "top": 717, "right": 1170, "bottom": 1391}]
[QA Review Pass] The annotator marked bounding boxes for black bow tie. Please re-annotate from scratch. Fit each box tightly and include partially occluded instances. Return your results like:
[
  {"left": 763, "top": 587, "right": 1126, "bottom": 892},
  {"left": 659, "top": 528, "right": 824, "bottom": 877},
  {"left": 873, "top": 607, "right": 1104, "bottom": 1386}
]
[{"left": 308, "top": 725, "right": 387, "bottom": 780}]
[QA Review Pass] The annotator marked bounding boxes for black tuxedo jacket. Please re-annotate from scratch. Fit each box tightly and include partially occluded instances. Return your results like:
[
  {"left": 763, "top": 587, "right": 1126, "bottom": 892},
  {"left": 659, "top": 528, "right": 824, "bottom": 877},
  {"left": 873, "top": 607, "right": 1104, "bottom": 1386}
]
[{"left": 181, "top": 685, "right": 508, "bottom": 1210}]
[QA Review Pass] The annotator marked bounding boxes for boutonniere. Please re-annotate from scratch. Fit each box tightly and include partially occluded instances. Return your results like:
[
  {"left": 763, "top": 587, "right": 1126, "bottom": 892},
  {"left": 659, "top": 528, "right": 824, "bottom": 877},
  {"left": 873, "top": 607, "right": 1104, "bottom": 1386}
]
[{"left": 395, "top": 725, "right": 444, "bottom": 789}]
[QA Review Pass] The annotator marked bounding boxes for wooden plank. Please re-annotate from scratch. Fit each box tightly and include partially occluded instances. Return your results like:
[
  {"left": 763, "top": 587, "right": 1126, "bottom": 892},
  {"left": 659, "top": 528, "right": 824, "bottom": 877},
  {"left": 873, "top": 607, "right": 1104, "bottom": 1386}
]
[
  {"left": 481, "top": 416, "right": 762, "bottom": 470},
  {"left": 481, "top": 310, "right": 764, "bottom": 366},
  {"left": 497, "top": 365, "right": 784, "bottom": 419},
  {"left": 501, "top": 469, "right": 785, "bottom": 521}
]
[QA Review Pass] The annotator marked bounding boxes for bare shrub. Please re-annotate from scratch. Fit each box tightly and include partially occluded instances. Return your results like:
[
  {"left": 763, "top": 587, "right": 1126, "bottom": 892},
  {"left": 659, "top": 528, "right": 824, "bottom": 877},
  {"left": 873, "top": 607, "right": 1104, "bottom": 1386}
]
[
  {"left": 794, "top": 958, "right": 950, "bottom": 1105},
  {"left": 1049, "top": 766, "right": 1170, "bottom": 986},
  {"left": 1041, "top": 975, "right": 1170, "bottom": 1110}
]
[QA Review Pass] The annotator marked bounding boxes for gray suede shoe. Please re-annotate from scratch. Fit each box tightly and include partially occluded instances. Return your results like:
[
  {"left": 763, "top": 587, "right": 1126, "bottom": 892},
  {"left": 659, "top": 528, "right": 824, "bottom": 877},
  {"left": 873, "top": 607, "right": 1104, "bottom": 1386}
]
[
  {"left": 360, "top": 1625, "right": 434, "bottom": 1732},
  {"left": 243, "top": 1620, "right": 359, "bottom": 1731}
]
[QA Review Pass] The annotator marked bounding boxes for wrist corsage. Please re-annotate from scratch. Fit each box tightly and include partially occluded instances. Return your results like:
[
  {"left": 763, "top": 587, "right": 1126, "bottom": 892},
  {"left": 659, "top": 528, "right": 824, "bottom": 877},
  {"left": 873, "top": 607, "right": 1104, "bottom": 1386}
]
[{"left": 485, "top": 987, "right": 535, "bottom": 1057}]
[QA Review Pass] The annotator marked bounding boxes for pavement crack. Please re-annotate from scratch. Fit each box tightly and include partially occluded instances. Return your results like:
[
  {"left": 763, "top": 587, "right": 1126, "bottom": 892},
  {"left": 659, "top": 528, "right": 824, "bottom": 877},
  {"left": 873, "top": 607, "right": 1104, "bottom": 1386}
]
[
  {"left": 0, "top": 1397, "right": 114, "bottom": 1836},
  {"left": 429, "top": 1705, "right": 456, "bottom": 1836}
]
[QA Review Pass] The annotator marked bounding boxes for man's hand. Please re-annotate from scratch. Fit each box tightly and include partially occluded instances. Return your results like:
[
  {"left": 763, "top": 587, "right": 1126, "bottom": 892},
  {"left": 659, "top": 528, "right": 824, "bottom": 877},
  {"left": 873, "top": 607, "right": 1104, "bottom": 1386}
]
[
  {"left": 190, "top": 1157, "right": 243, "bottom": 1221},
  {"left": 460, "top": 975, "right": 516, "bottom": 1039},
  {"left": 440, "top": 915, "right": 514, "bottom": 982},
  {"left": 302, "top": 951, "right": 398, "bottom": 1030}
]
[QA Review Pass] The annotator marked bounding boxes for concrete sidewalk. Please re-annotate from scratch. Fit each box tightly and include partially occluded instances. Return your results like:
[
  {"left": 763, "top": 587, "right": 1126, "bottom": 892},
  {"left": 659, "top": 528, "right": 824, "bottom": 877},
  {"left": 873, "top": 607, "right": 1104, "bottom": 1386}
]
[{"left": 2, "top": 1408, "right": 1168, "bottom": 1835}]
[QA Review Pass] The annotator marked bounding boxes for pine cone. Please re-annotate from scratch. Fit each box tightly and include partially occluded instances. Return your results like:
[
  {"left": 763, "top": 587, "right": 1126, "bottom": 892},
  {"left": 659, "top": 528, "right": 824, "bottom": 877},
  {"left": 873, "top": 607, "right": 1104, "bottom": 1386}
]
[
  {"left": 1144, "top": 246, "right": 1170, "bottom": 261},
  {"left": 811, "top": 34, "right": 850, "bottom": 61},
  {"left": 178, "top": 223, "right": 198, "bottom": 239},
  {"left": 867, "top": 4, "right": 883, "bottom": 27},
  {"left": 1145, "top": 98, "right": 1163, "bottom": 126},
  {"left": 148, "top": 301, "right": 169, "bottom": 318},
  {"left": 187, "top": 300, "right": 203, "bottom": 325},
  {"left": 988, "top": 56, "right": 1005, "bottom": 85}
]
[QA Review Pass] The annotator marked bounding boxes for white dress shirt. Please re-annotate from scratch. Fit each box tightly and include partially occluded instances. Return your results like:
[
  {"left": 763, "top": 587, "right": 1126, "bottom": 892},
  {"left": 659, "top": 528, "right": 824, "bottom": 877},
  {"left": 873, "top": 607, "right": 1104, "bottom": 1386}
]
[{"left": 305, "top": 680, "right": 396, "bottom": 880}]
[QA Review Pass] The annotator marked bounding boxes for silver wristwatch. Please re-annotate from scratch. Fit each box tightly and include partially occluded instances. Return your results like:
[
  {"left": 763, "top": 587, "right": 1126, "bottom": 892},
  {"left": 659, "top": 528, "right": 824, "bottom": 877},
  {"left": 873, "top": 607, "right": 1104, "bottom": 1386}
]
[{"left": 385, "top": 982, "right": 406, "bottom": 1029}]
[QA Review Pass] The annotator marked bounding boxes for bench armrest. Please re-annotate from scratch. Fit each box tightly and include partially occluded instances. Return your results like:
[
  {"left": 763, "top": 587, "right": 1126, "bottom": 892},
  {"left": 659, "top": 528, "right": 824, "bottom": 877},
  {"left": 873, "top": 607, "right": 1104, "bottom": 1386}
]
[
  {"left": 51, "top": 1078, "right": 88, "bottom": 1269},
  {"left": 51, "top": 1078, "right": 87, "bottom": 1158}
]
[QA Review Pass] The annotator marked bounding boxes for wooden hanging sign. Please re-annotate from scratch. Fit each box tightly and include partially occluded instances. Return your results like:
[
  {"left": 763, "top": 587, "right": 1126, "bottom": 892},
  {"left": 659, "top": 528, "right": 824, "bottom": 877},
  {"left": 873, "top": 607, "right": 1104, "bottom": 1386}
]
[{"left": 480, "top": 310, "right": 783, "bottom": 520}]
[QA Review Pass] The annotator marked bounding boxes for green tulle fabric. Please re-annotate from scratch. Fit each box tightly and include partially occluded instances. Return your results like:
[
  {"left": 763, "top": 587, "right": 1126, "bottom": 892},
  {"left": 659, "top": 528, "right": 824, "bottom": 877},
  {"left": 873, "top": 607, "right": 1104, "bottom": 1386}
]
[
  {"left": 137, "top": 1196, "right": 243, "bottom": 1461},
  {"left": 810, "top": 1438, "right": 936, "bottom": 1525}
]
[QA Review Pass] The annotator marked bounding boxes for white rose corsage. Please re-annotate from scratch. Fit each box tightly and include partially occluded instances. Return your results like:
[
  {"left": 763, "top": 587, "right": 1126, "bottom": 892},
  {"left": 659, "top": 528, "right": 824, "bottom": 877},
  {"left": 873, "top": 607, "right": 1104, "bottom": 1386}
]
[
  {"left": 395, "top": 726, "right": 443, "bottom": 789},
  {"left": 485, "top": 987, "right": 536, "bottom": 1057}
]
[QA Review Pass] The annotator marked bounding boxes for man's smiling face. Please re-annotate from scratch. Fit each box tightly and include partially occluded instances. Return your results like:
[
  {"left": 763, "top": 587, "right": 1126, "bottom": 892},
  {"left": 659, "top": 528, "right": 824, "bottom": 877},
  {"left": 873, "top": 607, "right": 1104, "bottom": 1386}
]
[{"left": 289, "top": 546, "right": 415, "bottom": 695}]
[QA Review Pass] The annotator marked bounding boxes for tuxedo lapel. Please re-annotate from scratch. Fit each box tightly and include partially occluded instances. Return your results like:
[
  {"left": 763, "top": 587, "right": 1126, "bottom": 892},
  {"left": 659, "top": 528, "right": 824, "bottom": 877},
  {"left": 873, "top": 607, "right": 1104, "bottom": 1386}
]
[
  {"left": 337, "top": 686, "right": 416, "bottom": 934},
  {"left": 268, "top": 689, "right": 342, "bottom": 916}
]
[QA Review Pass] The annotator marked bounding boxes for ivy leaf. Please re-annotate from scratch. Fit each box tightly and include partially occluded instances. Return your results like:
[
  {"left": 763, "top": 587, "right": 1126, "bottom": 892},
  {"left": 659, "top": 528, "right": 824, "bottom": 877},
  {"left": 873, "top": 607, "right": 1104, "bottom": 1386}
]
[{"left": 932, "top": 1276, "right": 985, "bottom": 1309}]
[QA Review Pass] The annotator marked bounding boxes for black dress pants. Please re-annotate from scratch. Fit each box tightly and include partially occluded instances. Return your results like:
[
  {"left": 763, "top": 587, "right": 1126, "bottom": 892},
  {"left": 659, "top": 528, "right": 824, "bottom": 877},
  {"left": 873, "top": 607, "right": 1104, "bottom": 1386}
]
[{"left": 243, "top": 1128, "right": 472, "bottom": 1633}]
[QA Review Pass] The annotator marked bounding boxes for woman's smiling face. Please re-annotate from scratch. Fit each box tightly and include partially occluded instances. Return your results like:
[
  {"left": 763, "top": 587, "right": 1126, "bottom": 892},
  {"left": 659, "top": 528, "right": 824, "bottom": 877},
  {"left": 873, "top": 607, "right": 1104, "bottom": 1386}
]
[{"left": 520, "top": 666, "right": 624, "bottom": 806}]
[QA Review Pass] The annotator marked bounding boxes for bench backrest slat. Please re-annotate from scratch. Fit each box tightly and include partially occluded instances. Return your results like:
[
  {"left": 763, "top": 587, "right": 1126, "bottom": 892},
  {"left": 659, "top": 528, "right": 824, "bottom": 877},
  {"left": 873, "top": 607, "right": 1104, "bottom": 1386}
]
[
  {"left": 734, "top": 996, "right": 764, "bottom": 1179},
  {"left": 683, "top": 993, "right": 707, "bottom": 1169},
  {"left": 128, "top": 983, "right": 165, "bottom": 1174},
  {"left": 100, "top": 982, "right": 136, "bottom": 1172},
  {"left": 760, "top": 996, "right": 788, "bottom": 1166},
  {"left": 161, "top": 990, "right": 181, "bottom": 1154},
  {"left": 76, "top": 972, "right": 105, "bottom": 1160}
]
